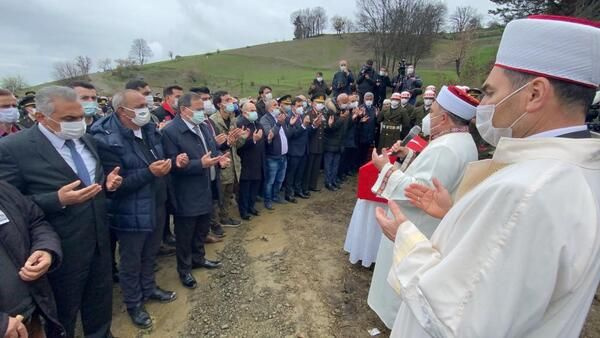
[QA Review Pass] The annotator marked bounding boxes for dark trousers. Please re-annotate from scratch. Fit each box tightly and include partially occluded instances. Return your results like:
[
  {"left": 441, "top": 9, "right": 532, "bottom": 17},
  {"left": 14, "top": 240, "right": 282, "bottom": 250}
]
[
  {"left": 302, "top": 153, "right": 322, "bottom": 191},
  {"left": 357, "top": 142, "right": 372, "bottom": 168},
  {"left": 49, "top": 243, "right": 112, "bottom": 338},
  {"left": 116, "top": 204, "right": 165, "bottom": 309},
  {"left": 323, "top": 151, "right": 341, "bottom": 186},
  {"left": 109, "top": 228, "right": 118, "bottom": 275},
  {"left": 339, "top": 147, "right": 358, "bottom": 176},
  {"left": 285, "top": 155, "right": 306, "bottom": 197},
  {"left": 174, "top": 214, "right": 211, "bottom": 274},
  {"left": 238, "top": 179, "right": 261, "bottom": 217}
]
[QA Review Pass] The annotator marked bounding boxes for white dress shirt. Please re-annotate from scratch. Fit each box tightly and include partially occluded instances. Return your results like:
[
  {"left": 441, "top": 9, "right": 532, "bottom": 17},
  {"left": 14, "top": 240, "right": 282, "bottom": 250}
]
[
  {"left": 528, "top": 125, "right": 588, "bottom": 138},
  {"left": 183, "top": 118, "right": 216, "bottom": 181},
  {"left": 38, "top": 123, "right": 96, "bottom": 182}
]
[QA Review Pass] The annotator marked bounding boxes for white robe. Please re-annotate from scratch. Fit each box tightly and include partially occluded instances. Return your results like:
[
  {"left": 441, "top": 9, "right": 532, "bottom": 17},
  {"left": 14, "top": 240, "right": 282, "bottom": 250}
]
[
  {"left": 344, "top": 198, "right": 386, "bottom": 268},
  {"left": 387, "top": 136, "right": 600, "bottom": 338},
  {"left": 367, "top": 132, "right": 478, "bottom": 328}
]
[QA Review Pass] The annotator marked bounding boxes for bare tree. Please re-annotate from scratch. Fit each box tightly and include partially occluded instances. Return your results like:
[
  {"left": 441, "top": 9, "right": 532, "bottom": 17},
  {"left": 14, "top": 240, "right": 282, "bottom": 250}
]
[
  {"left": 129, "top": 38, "right": 153, "bottom": 65},
  {"left": 313, "top": 7, "right": 328, "bottom": 35},
  {"left": 98, "top": 58, "right": 112, "bottom": 72},
  {"left": 290, "top": 7, "right": 329, "bottom": 39},
  {"left": 53, "top": 61, "right": 81, "bottom": 80},
  {"left": 1, "top": 75, "right": 28, "bottom": 93},
  {"left": 449, "top": 6, "right": 482, "bottom": 76},
  {"left": 75, "top": 55, "right": 92, "bottom": 76},
  {"left": 114, "top": 58, "right": 137, "bottom": 69},
  {"left": 331, "top": 15, "right": 346, "bottom": 35}
]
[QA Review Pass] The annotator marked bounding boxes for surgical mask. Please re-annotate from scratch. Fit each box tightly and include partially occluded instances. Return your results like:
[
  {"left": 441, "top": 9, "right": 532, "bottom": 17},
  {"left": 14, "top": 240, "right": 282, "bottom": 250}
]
[
  {"left": 0, "top": 107, "right": 20, "bottom": 123},
  {"left": 421, "top": 113, "right": 442, "bottom": 137},
  {"left": 271, "top": 108, "right": 281, "bottom": 118},
  {"left": 339, "top": 103, "right": 349, "bottom": 110},
  {"left": 315, "top": 103, "right": 324, "bottom": 111},
  {"left": 203, "top": 100, "right": 217, "bottom": 115},
  {"left": 248, "top": 111, "right": 258, "bottom": 122},
  {"left": 225, "top": 103, "right": 235, "bottom": 113},
  {"left": 81, "top": 101, "right": 98, "bottom": 117},
  {"left": 283, "top": 105, "right": 292, "bottom": 114},
  {"left": 424, "top": 99, "right": 433, "bottom": 107},
  {"left": 390, "top": 100, "right": 400, "bottom": 109},
  {"left": 191, "top": 109, "right": 206, "bottom": 124},
  {"left": 302, "top": 101, "right": 308, "bottom": 109},
  {"left": 316, "top": 77, "right": 323, "bottom": 82},
  {"left": 340, "top": 66, "right": 347, "bottom": 72},
  {"left": 295, "top": 107, "right": 304, "bottom": 115},
  {"left": 48, "top": 117, "right": 87, "bottom": 140},
  {"left": 400, "top": 99, "right": 409, "bottom": 105},
  {"left": 171, "top": 97, "right": 179, "bottom": 108},
  {"left": 350, "top": 102, "right": 359, "bottom": 109},
  {"left": 365, "top": 100, "right": 373, "bottom": 107},
  {"left": 145, "top": 95, "right": 154, "bottom": 108},
  {"left": 264, "top": 93, "right": 272, "bottom": 100},
  {"left": 379, "top": 71, "right": 386, "bottom": 76},
  {"left": 124, "top": 107, "right": 151, "bottom": 127},
  {"left": 475, "top": 82, "right": 531, "bottom": 147}
]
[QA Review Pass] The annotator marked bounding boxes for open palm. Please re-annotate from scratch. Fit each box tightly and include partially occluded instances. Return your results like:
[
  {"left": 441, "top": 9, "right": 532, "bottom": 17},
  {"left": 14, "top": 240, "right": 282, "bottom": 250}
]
[{"left": 404, "top": 178, "right": 452, "bottom": 219}]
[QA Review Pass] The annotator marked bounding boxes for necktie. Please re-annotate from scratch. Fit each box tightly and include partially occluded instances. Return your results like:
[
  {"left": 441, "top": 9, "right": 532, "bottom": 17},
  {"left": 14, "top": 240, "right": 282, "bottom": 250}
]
[
  {"left": 192, "top": 125, "right": 216, "bottom": 181},
  {"left": 64, "top": 139, "right": 92, "bottom": 186}
]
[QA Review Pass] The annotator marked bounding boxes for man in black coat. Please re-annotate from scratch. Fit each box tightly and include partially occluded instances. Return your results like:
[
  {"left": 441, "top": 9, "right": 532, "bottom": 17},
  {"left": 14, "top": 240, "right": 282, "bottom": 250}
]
[
  {"left": 302, "top": 95, "right": 326, "bottom": 194},
  {"left": 308, "top": 72, "right": 332, "bottom": 98},
  {"left": 236, "top": 102, "right": 265, "bottom": 220},
  {"left": 161, "top": 92, "right": 230, "bottom": 289},
  {"left": 0, "top": 180, "right": 65, "bottom": 338},
  {"left": 375, "top": 66, "right": 393, "bottom": 108},
  {"left": 284, "top": 97, "right": 312, "bottom": 202},
  {"left": 151, "top": 85, "right": 183, "bottom": 124},
  {"left": 0, "top": 86, "right": 122, "bottom": 338},
  {"left": 255, "top": 86, "right": 272, "bottom": 119},
  {"left": 357, "top": 59, "right": 376, "bottom": 104}
]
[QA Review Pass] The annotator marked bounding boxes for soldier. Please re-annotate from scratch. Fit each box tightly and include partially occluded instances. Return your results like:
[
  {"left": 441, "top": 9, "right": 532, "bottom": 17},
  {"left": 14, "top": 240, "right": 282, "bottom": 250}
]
[
  {"left": 17, "top": 94, "right": 36, "bottom": 129},
  {"left": 412, "top": 89, "right": 435, "bottom": 128},
  {"left": 302, "top": 94, "right": 326, "bottom": 194},
  {"left": 377, "top": 92, "right": 413, "bottom": 149}
]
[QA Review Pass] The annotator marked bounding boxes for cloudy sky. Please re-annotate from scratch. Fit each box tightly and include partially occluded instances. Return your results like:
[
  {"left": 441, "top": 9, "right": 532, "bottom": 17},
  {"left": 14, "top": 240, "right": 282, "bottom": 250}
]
[{"left": 0, "top": 0, "right": 496, "bottom": 85}]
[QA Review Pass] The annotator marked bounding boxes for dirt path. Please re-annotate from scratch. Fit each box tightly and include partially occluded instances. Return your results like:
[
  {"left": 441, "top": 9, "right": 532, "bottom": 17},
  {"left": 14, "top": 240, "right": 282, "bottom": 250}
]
[{"left": 107, "top": 178, "right": 600, "bottom": 338}]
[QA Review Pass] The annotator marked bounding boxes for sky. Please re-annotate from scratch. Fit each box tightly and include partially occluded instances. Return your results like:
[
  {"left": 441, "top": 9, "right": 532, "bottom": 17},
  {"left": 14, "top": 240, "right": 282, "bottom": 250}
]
[{"left": 0, "top": 0, "right": 496, "bottom": 85}]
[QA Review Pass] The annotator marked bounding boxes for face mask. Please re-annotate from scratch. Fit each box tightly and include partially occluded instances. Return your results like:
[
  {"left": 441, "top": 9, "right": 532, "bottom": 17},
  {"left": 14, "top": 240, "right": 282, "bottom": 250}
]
[
  {"left": 203, "top": 100, "right": 217, "bottom": 115},
  {"left": 315, "top": 103, "right": 324, "bottom": 111},
  {"left": 145, "top": 95, "right": 154, "bottom": 108},
  {"left": 81, "top": 101, "right": 98, "bottom": 117},
  {"left": 475, "top": 82, "right": 531, "bottom": 146},
  {"left": 171, "top": 97, "right": 179, "bottom": 108},
  {"left": 316, "top": 77, "right": 323, "bottom": 82},
  {"left": 350, "top": 102, "right": 359, "bottom": 109},
  {"left": 339, "top": 103, "right": 349, "bottom": 110},
  {"left": 191, "top": 109, "right": 206, "bottom": 124},
  {"left": 407, "top": 67, "right": 414, "bottom": 75},
  {"left": 340, "top": 66, "right": 347, "bottom": 72},
  {"left": 424, "top": 99, "right": 433, "bottom": 107},
  {"left": 225, "top": 103, "right": 235, "bottom": 113},
  {"left": 365, "top": 100, "right": 373, "bottom": 107},
  {"left": 302, "top": 101, "right": 308, "bottom": 109},
  {"left": 248, "top": 111, "right": 258, "bottom": 122},
  {"left": 264, "top": 93, "right": 273, "bottom": 100},
  {"left": 48, "top": 117, "right": 86, "bottom": 140},
  {"left": 390, "top": 100, "right": 400, "bottom": 109},
  {"left": 379, "top": 71, "right": 386, "bottom": 76},
  {"left": 295, "top": 107, "right": 304, "bottom": 115},
  {"left": 421, "top": 113, "right": 442, "bottom": 137},
  {"left": 271, "top": 108, "right": 280, "bottom": 118},
  {"left": 283, "top": 105, "right": 292, "bottom": 114},
  {"left": 0, "top": 107, "right": 20, "bottom": 123},
  {"left": 400, "top": 99, "right": 409, "bottom": 106},
  {"left": 125, "top": 107, "right": 151, "bottom": 127}
]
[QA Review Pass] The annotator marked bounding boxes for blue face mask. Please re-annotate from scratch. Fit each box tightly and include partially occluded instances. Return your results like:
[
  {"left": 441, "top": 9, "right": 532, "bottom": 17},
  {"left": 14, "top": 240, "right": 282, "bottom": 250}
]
[
  {"left": 284, "top": 105, "right": 292, "bottom": 114},
  {"left": 225, "top": 103, "right": 236, "bottom": 113},
  {"left": 248, "top": 111, "right": 258, "bottom": 122},
  {"left": 82, "top": 101, "right": 98, "bottom": 117},
  {"left": 191, "top": 110, "right": 206, "bottom": 124}
]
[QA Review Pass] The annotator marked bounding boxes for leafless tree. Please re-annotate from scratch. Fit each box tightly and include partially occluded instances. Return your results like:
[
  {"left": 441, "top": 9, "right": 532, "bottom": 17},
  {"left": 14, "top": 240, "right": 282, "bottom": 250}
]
[
  {"left": 1, "top": 75, "right": 28, "bottom": 93},
  {"left": 449, "top": 6, "right": 482, "bottom": 76},
  {"left": 53, "top": 61, "right": 81, "bottom": 80},
  {"left": 114, "top": 58, "right": 137, "bottom": 69},
  {"left": 129, "top": 38, "right": 153, "bottom": 65},
  {"left": 331, "top": 15, "right": 346, "bottom": 35},
  {"left": 75, "top": 56, "right": 92, "bottom": 76},
  {"left": 291, "top": 7, "right": 328, "bottom": 39},
  {"left": 98, "top": 58, "right": 112, "bottom": 72}
]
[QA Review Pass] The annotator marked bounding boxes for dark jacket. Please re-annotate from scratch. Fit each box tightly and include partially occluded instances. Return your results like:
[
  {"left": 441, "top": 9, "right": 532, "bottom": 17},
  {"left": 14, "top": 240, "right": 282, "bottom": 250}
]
[
  {"left": 308, "top": 79, "right": 332, "bottom": 98},
  {"left": 392, "top": 74, "right": 423, "bottom": 105},
  {"left": 343, "top": 116, "right": 358, "bottom": 148},
  {"left": 90, "top": 114, "right": 167, "bottom": 232},
  {"left": 357, "top": 66, "right": 377, "bottom": 94},
  {"left": 0, "top": 181, "right": 65, "bottom": 337},
  {"left": 236, "top": 116, "right": 265, "bottom": 181},
  {"left": 259, "top": 112, "right": 289, "bottom": 157},
  {"left": 332, "top": 70, "right": 354, "bottom": 97},
  {"left": 161, "top": 115, "right": 222, "bottom": 217},
  {"left": 0, "top": 126, "right": 110, "bottom": 284},
  {"left": 375, "top": 74, "right": 393, "bottom": 101},
  {"left": 323, "top": 112, "right": 348, "bottom": 153},
  {"left": 307, "top": 108, "right": 325, "bottom": 154},
  {"left": 286, "top": 114, "right": 310, "bottom": 157},
  {"left": 256, "top": 100, "right": 267, "bottom": 119},
  {"left": 357, "top": 104, "right": 378, "bottom": 145},
  {"left": 151, "top": 103, "right": 177, "bottom": 122}
]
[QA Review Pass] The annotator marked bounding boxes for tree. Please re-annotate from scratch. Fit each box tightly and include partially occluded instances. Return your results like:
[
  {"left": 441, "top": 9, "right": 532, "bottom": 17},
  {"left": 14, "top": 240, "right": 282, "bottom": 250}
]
[
  {"left": 53, "top": 61, "right": 81, "bottom": 80},
  {"left": 129, "top": 38, "right": 153, "bottom": 65},
  {"left": 168, "top": 51, "right": 174, "bottom": 60},
  {"left": 1, "top": 75, "right": 28, "bottom": 93},
  {"left": 489, "top": 0, "right": 599, "bottom": 23},
  {"left": 98, "top": 58, "right": 112, "bottom": 72},
  {"left": 331, "top": 15, "right": 346, "bottom": 35},
  {"left": 290, "top": 7, "right": 328, "bottom": 39},
  {"left": 74, "top": 56, "right": 92, "bottom": 76},
  {"left": 449, "top": 6, "right": 482, "bottom": 77}
]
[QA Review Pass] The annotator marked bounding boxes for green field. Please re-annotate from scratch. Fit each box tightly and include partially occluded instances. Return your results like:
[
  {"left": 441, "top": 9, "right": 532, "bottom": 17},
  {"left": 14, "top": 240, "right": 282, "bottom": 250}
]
[{"left": 34, "top": 30, "right": 502, "bottom": 98}]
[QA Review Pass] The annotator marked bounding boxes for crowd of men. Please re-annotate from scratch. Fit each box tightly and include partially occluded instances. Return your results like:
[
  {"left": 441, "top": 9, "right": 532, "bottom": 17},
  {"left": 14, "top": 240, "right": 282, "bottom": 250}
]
[{"left": 0, "top": 57, "right": 442, "bottom": 337}]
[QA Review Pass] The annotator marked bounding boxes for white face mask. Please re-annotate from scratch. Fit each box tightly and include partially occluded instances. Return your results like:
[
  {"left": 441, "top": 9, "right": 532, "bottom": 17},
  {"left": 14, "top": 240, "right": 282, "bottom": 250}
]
[
  {"left": 365, "top": 100, "right": 373, "bottom": 107},
  {"left": 316, "top": 77, "right": 323, "bottom": 82},
  {"left": 145, "top": 95, "right": 154, "bottom": 108},
  {"left": 295, "top": 107, "right": 304, "bottom": 115},
  {"left": 379, "top": 71, "right": 386, "bottom": 76},
  {"left": 390, "top": 100, "right": 400, "bottom": 109},
  {"left": 315, "top": 103, "right": 324, "bottom": 111},
  {"left": 203, "top": 100, "right": 217, "bottom": 115},
  {"left": 475, "top": 82, "right": 531, "bottom": 146},
  {"left": 48, "top": 117, "right": 87, "bottom": 140},
  {"left": 124, "top": 107, "right": 151, "bottom": 127},
  {"left": 424, "top": 99, "right": 433, "bottom": 107},
  {"left": 350, "top": 101, "right": 359, "bottom": 109},
  {"left": 0, "top": 107, "right": 20, "bottom": 123},
  {"left": 340, "top": 66, "right": 347, "bottom": 72},
  {"left": 339, "top": 103, "right": 349, "bottom": 110},
  {"left": 264, "top": 92, "right": 273, "bottom": 100},
  {"left": 400, "top": 99, "right": 409, "bottom": 106},
  {"left": 171, "top": 97, "right": 179, "bottom": 108},
  {"left": 421, "top": 113, "right": 442, "bottom": 137}
]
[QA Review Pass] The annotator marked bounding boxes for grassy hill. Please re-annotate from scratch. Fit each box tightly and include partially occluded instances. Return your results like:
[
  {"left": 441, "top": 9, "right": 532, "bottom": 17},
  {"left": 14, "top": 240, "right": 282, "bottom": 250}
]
[{"left": 32, "top": 29, "right": 502, "bottom": 98}]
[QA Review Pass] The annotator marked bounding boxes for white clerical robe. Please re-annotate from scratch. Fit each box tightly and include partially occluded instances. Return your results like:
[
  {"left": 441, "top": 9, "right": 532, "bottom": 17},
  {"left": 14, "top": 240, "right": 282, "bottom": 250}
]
[
  {"left": 368, "top": 132, "right": 477, "bottom": 328},
  {"left": 388, "top": 136, "right": 600, "bottom": 338}
]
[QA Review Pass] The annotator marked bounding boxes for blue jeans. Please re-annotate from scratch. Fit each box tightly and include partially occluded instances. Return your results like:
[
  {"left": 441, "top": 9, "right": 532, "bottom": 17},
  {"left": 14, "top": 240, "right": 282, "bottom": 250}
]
[
  {"left": 323, "top": 151, "right": 341, "bottom": 186},
  {"left": 264, "top": 156, "right": 287, "bottom": 202}
]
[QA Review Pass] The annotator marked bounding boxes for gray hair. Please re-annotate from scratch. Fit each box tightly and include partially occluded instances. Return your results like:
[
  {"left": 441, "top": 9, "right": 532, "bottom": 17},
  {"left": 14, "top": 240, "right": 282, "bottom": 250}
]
[
  {"left": 35, "top": 86, "right": 78, "bottom": 116},
  {"left": 264, "top": 98, "right": 277, "bottom": 108},
  {"left": 364, "top": 92, "right": 374, "bottom": 98},
  {"left": 112, "top": 89, "right": 139, "bottom": 111}
]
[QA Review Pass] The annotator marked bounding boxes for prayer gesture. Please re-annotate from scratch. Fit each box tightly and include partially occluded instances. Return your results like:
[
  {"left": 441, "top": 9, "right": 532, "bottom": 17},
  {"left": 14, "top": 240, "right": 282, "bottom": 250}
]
[
  {"left": 149, "top": 159, "right": 172, "bottom": 177},
  {"left": 303, "top": 114, "right": 311, "bottom": 126},
  {"left": 201, "top": 151, "right": 221, "bottom": 168},
  {"left": 106, "top": 166, "right": 122, "bottom": 192},
  {"left": 218, "top": 152, "right": 231, "bottom": 168},
  {"left": 290, "top": 113, "right": 299, "bottom": 125},
  {"left": 267, "top": 129, "right": 275, "bottom": 142},
  {"left": 276, "top": 112, "right": 287, "bottom": 124},
  {"left": 253, "top": 129, "right": 263, "bottom": 143},
  {"left": 215, "top": 133, "right": 228, "bottom": 146},
  {"left": 375, "top": 200, "right": 408, "bottom": 242},
  {"left": 404, "top": 178, "right": 452, "bottom": 219},
  {"left": 360, "top": 115, "right": 370, "bottom": 123},
  {"left": 328, "top": 115, "right": 334, "bottom": 127},
  {"left": 58, "top": 180, "right": 102, "bottom": 206},
  {"left": 176, "top": 153, "right": 189, "bottom": 168},
  {"left": 313, "top": 114, "right": 323, "bottom": 127},
  {"left": 19, "top": 250, "right": 53, "bottom": 281},
  {"left": 371, "top": 148, "right": 391, "bottom": 171}
]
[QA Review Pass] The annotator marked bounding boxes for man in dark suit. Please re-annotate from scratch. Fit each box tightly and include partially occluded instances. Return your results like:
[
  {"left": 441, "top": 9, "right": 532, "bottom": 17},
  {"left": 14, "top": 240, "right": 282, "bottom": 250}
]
[
  {"left": 302, "top": 95, "right": 326, "bottom": 195},
  {"left": 0, "top": 86, "right": 122, "bottom": 338},
  {"left": 284, "top": 97, "right": 312, "bottom": 203},
  {"left": 161, "top": 92, "right": 229, "bottom": 289}
]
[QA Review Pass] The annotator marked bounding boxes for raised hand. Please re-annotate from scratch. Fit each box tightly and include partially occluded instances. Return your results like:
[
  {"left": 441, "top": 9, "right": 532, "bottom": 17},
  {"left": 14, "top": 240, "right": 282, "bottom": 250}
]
[
  {"left": 375, "top": 200, "right": 408, "bottom": 241},
  {"left": 106, "top": 166, "right": 122, "bottom": 192},
  {"left": 58, "top": 180, "right": 102, "bottom": 206},
  {"left": 360, "top": 116, "right": 369, "bottom": 123},
  {"left": 19, "top": 250, "right": 53, "bottom": 281},
  {"left": 371, "top": 148, "right": 390, "bottom": 171},
  {"left": 149, "top": 159, "right": 172, "bottom": 177},
  {"left": 404, "top": 177, "right": 453, "bottom": 219},
  {"left": 218, "top": 152, "right": 231, "bottom": 168},
  {"left": 303, "top": 115, "right": 311, "bottom": 126},
  {"left": 268, "top": 129, "right": 275, "bottom": 142},
  {"left": 277, "top": 112, "right": 286, "bottom": 124},
  {"left": 215, "top": 133, "right": 228, "bottom": 146},
  {"left": 290, "top": 113, "right": 299, "bottom": 125},
  {"left": 201, "top": 151, "right": 220, "bottom": 168},
  {"left": 241, "top": 126, "right": 251, "bottom": 139},
  {"left": 328, "top": 115, "right": 334, "bottom": 127},
  {"left": 253, "top": 129, "right": 263, "bottom": 143},
  {"left": 176, "top": 153, "right": 189, "bottom": 168}
]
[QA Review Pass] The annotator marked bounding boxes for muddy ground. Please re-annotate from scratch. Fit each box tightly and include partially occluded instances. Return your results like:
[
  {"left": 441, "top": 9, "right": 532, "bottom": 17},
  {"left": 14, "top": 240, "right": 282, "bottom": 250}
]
[{"left": 106, "top": 178, "right": 600, "bottom": 338}]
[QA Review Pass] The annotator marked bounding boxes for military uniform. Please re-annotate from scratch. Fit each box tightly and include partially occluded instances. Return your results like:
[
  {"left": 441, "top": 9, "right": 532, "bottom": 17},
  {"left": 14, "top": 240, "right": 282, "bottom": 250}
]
[
  {"left": 377, "top": 104, "right": 413, "bottom": 149},
  {"left": 17, "top": 95, "right": 36, "bottom": 129},
  {"left": 302, "top": 105, "right": 326, "bottom": 192},
  {"left": 412, "top": 104, "right": 431, "bottom": 128}
]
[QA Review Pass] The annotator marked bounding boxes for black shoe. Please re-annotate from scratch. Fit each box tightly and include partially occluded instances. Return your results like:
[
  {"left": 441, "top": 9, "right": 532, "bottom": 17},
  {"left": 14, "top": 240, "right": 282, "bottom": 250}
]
[
  {"left": 211, "top": 224, "right": 225, "bottom": 237},
  {"left": 325, "top": 184, "right": 337, "bottom": 191},
  {"left": 179, "top": 272, "right": 197, "bottom": 289},
  {"left": 264, "top": 201, "right": 274, "bottom": 210},
  {"left": 163, "top": 234, "right": 176, "bottom": 247},
  {"left": 158, "top": 245, "right": 176, "bottom": 257},
  {"left": 192, "top": 259, "right": 222, "bottom": 269},
  {"left": 332, "top": 182, "right": 341, "bottom": 189},
  {"left": 249, "top": 208, "right": 260, "bottom": 216},
  {"left": 285, "top": 195, "right": 297, "bottom": 203},
  {"left": 127, "top": 305, "right": 152, "bottom": 329},
  {"left": 295, "top": 192, "right": 309, "bottom": 199},
  {"left": 221, "top": 218, "right": 241, "bottom": 227},
  {"left": 273, "top": 198, "right": 287, "bottom": 204},
  {"left": 310, "top": 188, "right": 321, "bottom": 192},
  {"left": 241, "top": 214, "right": 251, "bottom": 221},
  {"left": 146, "top": 287, "right": 177, "bottom": 303},
  {"left": 302, "top": 191, "right": 311, "bottom": 197}
]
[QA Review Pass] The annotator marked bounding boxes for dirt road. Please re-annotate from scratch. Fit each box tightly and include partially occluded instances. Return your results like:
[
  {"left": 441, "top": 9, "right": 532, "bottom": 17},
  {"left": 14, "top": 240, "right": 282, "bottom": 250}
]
[{"left": 107, "top": 178, "right": 600, "bottom": 338}]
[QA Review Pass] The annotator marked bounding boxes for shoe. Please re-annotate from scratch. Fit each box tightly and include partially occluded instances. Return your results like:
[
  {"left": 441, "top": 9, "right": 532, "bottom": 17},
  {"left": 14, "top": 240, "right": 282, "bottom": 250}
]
[
  {"left": 192, "top": 259, "right": 223, "bottom": 269},
  {"left": 163, "top": 234, "right": 176, "bottom": 247},
  {"left": 249, "top": 208, "right": 260, "bottom": 216},
  {"left": 205, "top": 234, "right": 224, "bottom": 243},
  {"left": 241, "top": 214, "right": 251, "bottom": 221},
  {"left": 221, "top": 218, "right": 241, "bottom": 227},
  {"left": 325, "top": 184, "right": 337, "bottom": 191},
  {"left": 272, "top": 196, "right": 287, "bottom": 204},
  {"left": 146, "top": 287, "right": 177, "bottom": 303},
  {"left": 127, "top": 305, "right": 152, "bottom": 329},
  {"left": 179, "top": 272, "right": 197, "bottom": 289},
  {"left": 310, "top": 188, "right": 321, "bottom": 192},
  {"left": 211, "top": 224, "right": 225, "bottom": 237},
  {"left": 255, "top": 196, "right": 263, "bottom": 202},
  {"left": 295, "top": 192, "right": 309, "bottom": 199},
  {"left": 264, "top": 202, "right": 274, "bottom": 210},
  {"left": 333, "top": 182, "right": 341, "bottom": 189},
  {"left": 285, "top": 195, "right": 297, "bottom": 203},
  {"left": 302, "top": 191, "right": 311, "bottom": 197},
  {"left": 158, "top": 245, "right": 176, "bottom": 257}
]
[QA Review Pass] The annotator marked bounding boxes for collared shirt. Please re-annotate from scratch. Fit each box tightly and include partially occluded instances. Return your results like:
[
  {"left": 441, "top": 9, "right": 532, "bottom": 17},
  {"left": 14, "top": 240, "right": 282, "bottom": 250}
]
[
  {"left": 38, "top": 123, "right": 96, "bottom": 182},
  {"left": 528, "top": 125, "right": 588, "bottom": 138},
  {"left": 183, "top": 118, "right": 216, "bottom": 181}
]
